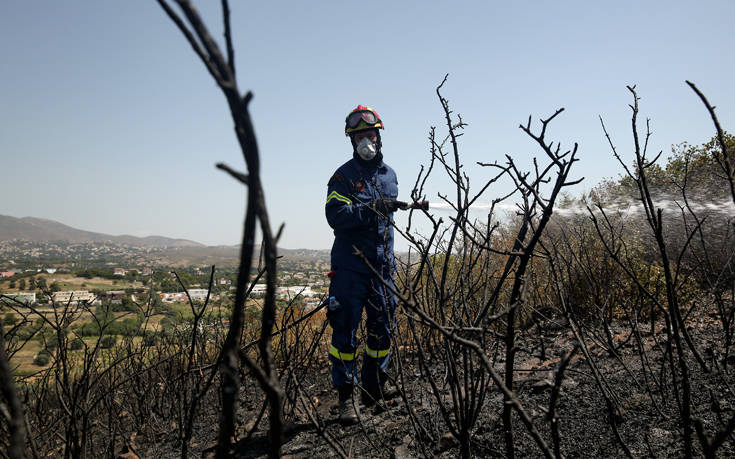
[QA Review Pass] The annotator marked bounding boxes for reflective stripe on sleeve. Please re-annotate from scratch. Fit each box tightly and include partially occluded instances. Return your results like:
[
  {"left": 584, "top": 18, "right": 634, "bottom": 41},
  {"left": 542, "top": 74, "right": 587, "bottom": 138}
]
[
  {"left": 365, "top": 344, "right": 390, "bottom": 358},
  {"left": 330, "top": 345, "right": 358, "bottom": 361},
  {"left": 326, "top": 190, "right": 352, "bottom": 205}
]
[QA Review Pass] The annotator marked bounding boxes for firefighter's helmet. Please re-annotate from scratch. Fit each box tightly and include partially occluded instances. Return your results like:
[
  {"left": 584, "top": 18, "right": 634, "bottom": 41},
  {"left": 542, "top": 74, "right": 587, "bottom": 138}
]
[{"left": 345, "top": 105, "right": 384, "bottom": 136}]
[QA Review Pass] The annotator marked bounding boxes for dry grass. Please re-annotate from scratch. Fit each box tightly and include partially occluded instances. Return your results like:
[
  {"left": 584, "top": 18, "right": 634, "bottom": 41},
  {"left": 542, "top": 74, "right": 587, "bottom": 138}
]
[
  {"left": 10, "top": 340, "right": 44, "bottom": 376},
  {"left": 0, "top": 273, "right": 143, "bottom": 293},
  {"left": 46, "top": 274, "right": 144, "bottom": 291}
]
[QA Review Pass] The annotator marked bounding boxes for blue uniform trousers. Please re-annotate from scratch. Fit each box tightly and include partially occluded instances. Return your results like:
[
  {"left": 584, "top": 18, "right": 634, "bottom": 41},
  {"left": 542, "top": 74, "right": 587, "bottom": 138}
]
[{"left": 327, "top": 268, "right": 396, "bottom": 391}]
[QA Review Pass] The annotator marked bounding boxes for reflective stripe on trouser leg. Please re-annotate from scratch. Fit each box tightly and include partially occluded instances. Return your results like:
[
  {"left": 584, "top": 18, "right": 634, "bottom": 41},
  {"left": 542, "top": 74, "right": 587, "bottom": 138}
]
[
  {"left": 329, "top": 345, "right": 358, "bottom": 361},
  {"left": 365, "top": 344, "right": 390, "bottom": 358},
  {"left": 362, "top": 343, "right": 391, "bottom": 390},
  {"left": 329, "top": 344, "right": 359, "bottom": 386}
]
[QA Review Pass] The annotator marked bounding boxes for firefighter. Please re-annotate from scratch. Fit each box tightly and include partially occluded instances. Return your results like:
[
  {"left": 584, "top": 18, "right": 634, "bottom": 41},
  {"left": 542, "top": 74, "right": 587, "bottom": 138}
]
[{"left": 325, "top": 105, "right": 400, "bottom": 425}]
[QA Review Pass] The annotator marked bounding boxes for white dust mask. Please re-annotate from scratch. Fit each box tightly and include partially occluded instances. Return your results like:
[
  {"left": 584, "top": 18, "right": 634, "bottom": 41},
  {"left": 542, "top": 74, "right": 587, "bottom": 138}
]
[{"left": 356, "top": 137, "right": 377, "bottom": 161}]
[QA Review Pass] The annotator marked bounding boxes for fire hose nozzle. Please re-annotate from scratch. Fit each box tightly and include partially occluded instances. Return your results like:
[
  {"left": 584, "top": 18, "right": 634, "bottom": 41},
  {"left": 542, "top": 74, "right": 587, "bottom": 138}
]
[
  {"left": 397, "top": 200, "right": 429, "bottom": 211},
  {"left": 411, "top": 201, "right": 429, "bottom": 211}
]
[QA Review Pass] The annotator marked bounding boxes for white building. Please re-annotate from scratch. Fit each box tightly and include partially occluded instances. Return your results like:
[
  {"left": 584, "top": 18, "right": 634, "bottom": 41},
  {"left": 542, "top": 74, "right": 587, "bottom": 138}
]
[
  {"left": 160, "top": 292, "right": 186, "bottom": 303},
  {"left": 277, "top": 285, "right": 316, "bottom": 298},
  {"left": 160, "top": 289, "right": 211, "bottom": 302},
  {"left": 188, "top": 289, "right": 210, "bottom": 301},
  {"left": 250, "top": 284, "right": 267, "bottom": 297},
  {"left": 51, "top": 290, "right": 96, "bottom": 305}
]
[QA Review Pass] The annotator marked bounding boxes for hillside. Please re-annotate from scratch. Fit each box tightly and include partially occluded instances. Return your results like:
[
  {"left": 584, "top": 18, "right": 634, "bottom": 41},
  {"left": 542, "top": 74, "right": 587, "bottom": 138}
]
[
  {"left": 0, "top": 215, "right": 204, "bottom": 248},
  {"left": 0, "top": 215, "right": 332, "bottom": 268}
]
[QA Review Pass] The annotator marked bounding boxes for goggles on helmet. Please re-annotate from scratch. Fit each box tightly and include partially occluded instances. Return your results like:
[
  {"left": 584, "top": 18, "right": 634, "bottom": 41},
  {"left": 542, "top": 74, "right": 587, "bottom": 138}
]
[{"left": 346, "top": 110, "right": 380, "bottom": 129}]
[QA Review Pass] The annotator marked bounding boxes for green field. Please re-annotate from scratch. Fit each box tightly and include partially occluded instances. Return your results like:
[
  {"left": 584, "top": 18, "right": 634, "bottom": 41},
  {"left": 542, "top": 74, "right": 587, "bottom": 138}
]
[
  {"left": 1, "top": 297, "right": 224, "bottom": 377},
  {"left": 0, "top": 273, "right": 144, "bottom": 294}
]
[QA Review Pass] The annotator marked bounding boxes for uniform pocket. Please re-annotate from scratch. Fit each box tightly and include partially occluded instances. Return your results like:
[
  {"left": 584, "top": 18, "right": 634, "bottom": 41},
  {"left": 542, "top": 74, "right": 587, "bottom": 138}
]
[
  {"left": 325, "top": 296, "right": 346, "bottom": 330},
  {"left": 326, "top": 271, "right": 350, "bottom": 330}
]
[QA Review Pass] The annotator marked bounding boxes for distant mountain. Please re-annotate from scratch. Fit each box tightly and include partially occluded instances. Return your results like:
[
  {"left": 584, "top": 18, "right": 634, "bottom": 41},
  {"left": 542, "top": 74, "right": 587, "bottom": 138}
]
[
  {"left": 0, "top": 215, "right": 334, "bottom": 267},
  {"left": 0, "top": 215, "right": 204, "bottom": 248}
]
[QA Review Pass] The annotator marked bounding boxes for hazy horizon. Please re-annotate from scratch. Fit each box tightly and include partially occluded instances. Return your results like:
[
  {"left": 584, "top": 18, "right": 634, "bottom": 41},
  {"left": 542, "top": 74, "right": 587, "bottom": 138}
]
[{"left": 0, "top": 213, "right": 332, "bottom": 251}]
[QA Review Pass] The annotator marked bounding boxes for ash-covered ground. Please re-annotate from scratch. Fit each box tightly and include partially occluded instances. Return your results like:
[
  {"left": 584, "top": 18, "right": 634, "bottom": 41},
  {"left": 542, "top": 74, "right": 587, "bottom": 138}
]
[{"left": 131, "top": 304, "right": 735, "bottom": 459}]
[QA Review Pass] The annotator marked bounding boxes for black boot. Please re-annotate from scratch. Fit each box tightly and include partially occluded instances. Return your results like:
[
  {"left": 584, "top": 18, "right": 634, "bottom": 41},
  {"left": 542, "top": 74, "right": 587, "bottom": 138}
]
[
  {"left": 362, "top": 373, "right": 401, "bottom": 407},
  {"left": 337, "top": 384, "right": 359, "bottom": 425}
]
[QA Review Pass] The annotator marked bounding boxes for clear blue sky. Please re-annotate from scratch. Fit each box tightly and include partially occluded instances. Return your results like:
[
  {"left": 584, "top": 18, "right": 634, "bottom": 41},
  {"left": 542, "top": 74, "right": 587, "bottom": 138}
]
[{"left": 2, "top": 1, "right": 733, "bottom": 250}]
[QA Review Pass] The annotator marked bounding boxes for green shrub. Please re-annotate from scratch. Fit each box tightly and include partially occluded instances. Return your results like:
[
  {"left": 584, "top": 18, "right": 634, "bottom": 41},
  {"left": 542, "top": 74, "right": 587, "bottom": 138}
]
[
  {"left": 14, "top": 324, "right": 41, "bottom": 341},
  {"left": 33, "top": 351, "right": 50, "bottom": 366},
  {"left": 77, "top": 322, "right": 101, "bottom": 337},
  {"left": 69, "top": 338, "right": 85, "bottom": 351},
  {"left": 99, "top": 335, "right": 116, "bottom": 349},
  {"left": 2, "top": 313, "right": 18, "bottom": 326},
  {"left": 43, "top": 339, "right": 58, "bottom": 351},
  {"left": 121, "top": 317, "right": 141, "bottom": 336},
  {"left": 160, "top": 317, "right": 175, "bottom": 332},
  {"left": 142, "top": 331, "right": 160, "bottom": 347}
]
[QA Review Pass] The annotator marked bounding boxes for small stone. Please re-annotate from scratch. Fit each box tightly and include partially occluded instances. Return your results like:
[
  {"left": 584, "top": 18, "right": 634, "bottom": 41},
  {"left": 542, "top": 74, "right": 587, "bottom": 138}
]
[
  {"left": 244, "top": 417, "right": 259, "bottom": 432},
  {"left": 380, "top": 420, "right": 398, "bottom": 430},
  {"left": 393, "top": 444, "right": 412, "bottom": 459}
]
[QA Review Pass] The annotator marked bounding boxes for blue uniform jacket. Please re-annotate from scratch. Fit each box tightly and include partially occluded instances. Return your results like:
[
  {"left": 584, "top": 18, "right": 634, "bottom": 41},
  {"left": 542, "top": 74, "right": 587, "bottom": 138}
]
[{"left": 326, "top": 154, "right": 398, "bottom": 275}]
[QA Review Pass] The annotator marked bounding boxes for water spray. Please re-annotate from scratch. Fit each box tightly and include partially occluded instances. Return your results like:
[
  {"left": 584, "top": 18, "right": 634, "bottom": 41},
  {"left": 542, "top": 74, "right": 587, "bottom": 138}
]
[{"left": 399, "top": 197, "right": 735, "bottom": 217}]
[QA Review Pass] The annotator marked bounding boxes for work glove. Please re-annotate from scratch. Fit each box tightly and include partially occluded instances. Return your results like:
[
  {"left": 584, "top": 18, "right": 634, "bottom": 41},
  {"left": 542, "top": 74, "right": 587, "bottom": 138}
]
[{"left": 371, "top": 198, "right": 404, "bottom": 214}]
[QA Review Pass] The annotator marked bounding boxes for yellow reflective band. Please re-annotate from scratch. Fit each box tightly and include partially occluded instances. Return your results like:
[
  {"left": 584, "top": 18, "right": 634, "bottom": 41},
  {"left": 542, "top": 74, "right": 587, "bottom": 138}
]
[
  {"left": 365, "top": 345, "right": 390, "bottom": 358},
  {"left": 326, "top": 190, "right": 352, "bottom": 206},
  {"left": 330, "top": 345, "right": 358, "bottom": 361}
]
